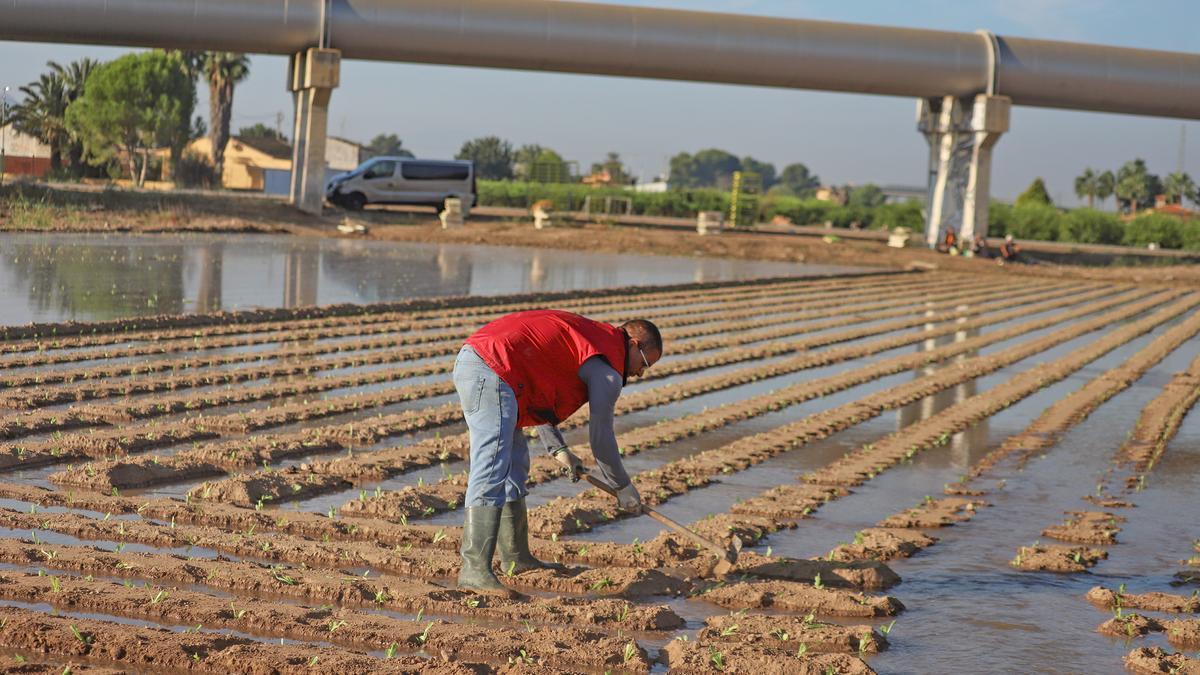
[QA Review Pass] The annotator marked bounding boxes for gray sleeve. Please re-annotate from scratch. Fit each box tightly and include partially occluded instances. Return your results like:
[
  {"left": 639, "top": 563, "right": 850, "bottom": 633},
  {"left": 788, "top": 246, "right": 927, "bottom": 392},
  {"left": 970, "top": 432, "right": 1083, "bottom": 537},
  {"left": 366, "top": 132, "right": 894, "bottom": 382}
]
[
  {"left": 578, "top": 356, "right": 629, "bottom": 489},
  {"left": 533, "top": 424, "right": 568, "bottom": 455}
]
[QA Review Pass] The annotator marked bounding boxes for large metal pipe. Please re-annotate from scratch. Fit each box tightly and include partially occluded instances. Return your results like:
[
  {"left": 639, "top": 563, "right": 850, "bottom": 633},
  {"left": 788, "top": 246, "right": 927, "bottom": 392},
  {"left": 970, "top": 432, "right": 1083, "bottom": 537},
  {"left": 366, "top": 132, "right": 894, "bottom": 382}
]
[{"left": 2, "top": 0, "right": 1199, "bottom": 120}]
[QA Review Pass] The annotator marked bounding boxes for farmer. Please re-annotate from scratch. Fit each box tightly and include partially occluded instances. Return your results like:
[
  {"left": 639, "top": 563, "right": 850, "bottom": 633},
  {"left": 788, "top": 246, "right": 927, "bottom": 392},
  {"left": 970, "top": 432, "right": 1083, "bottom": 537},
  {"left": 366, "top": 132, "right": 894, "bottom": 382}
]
[{"left": 452, "top": 309, "right": 663, "bottom": 595}]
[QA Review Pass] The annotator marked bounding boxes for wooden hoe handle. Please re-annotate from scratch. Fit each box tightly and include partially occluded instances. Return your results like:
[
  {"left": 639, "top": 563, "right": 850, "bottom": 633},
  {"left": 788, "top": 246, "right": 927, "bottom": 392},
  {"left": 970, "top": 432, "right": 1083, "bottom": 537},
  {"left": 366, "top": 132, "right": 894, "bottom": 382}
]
[{"left": 583, "top": 474, "right": 735, "bottom": 562}]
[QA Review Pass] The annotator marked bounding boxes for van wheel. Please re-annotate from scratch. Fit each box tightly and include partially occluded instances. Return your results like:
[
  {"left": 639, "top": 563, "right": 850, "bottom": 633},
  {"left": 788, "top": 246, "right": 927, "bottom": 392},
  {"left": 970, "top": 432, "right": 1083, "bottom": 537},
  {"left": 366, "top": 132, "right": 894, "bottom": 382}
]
[{"left": 342, "top": 192, "right": 366, "bottom": 211}]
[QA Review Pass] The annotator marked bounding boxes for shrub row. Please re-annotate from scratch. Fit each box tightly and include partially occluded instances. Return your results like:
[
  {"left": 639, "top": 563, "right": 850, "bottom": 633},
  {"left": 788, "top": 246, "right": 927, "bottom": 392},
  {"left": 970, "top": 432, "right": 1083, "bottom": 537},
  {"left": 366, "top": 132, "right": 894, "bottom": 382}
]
[{"left": 476, "top": 181, "right": 1198, "bottom": 250}]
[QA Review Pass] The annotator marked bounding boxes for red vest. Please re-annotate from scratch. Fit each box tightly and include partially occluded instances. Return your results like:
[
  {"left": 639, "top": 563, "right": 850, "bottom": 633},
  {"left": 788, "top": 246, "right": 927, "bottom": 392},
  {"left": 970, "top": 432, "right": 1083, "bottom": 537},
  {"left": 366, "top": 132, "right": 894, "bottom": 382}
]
[{"left": 465, "top": 310, "right": 627, "bottom": 428}]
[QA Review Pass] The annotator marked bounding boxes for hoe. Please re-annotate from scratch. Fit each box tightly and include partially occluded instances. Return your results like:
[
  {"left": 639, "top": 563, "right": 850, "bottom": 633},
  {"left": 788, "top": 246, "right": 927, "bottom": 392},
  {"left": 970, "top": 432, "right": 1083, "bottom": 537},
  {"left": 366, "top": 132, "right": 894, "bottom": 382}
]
[{"left": 582, "top": 471, "right": 742, "bottom": 577}]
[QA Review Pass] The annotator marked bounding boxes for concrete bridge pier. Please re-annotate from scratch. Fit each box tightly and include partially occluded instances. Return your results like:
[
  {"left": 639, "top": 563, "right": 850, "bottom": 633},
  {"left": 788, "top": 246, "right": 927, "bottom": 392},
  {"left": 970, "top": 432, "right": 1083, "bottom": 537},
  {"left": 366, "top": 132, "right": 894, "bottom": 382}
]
[
  {"left": 919, "top": 93, "right": 1010, "bottom": 249},
  {"left": 288, "top": 47, "right": 341, "bottom": 215}
]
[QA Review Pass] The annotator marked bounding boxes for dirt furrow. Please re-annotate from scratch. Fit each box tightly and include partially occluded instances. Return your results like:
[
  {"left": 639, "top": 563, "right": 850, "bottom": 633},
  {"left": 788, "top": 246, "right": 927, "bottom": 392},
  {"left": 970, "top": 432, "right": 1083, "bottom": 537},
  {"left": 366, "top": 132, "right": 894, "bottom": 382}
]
[
  {"left": 0, "top": 275, "right": 984, "bottom": 379},
  {"left": 0, "top": 275, "right": 1040, "bottom": 399},
  {"left": 1124, "top": 647, "right": 1200, "bottom": 675},
  {"left": 0, "top": 605, "right": 474, "bottom": 674},
  {"left": 301, "top": 284, "right": 1135, "bottom": 520},
  {"left": 0, "top": 539, "right": 680, "bottom": 632},
  {"left": 59, "top": 281, "right": 1110, "bottom": 496},
  {"left": 0, "top": 570, "right": 652, "bottom": 671},
  {"left": 659, "top": 639, "right": 875, "bottom": 674},
  {"left": 523, "top": 291, "right": 1193, "bottom": 537},
  {"left": 0, "top": 508, "right": 695, "bottom": 601}
]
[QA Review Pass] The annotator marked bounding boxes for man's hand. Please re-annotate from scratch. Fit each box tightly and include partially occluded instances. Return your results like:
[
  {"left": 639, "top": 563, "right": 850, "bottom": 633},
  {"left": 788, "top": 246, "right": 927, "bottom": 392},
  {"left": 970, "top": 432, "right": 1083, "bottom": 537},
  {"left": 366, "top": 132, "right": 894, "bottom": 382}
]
[
  {"left": 616, "top": 482, "right": 642, "bottom": 512},
  {"left": 552, "top": 448, "right": 584, "bottom": 482}
]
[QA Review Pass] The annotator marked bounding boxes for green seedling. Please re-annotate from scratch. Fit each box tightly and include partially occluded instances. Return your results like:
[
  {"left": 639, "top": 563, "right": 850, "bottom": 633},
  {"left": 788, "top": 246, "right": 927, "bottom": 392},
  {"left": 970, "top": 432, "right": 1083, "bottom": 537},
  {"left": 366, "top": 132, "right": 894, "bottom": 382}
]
[
  {"left": 273, "top": 571, "right": 297, "bottom": 585},
  {"left": 415, "top": 621, "right": 435, "bottom": 645},
  {"left": 796, "top": 643, "right": 808, "bottom": 657},
  {"left": 12, "top": 655, "right": 25, "bottom": 665},
  {"left": 719, "top": 623, "right": 739, "bottom": 637},
  {"left": 879, "top": 620, "right": 896, "bottom": 636},
  {"left": 1073, "top": 551, "right": 1083, "bottom": 564},
  {"left": 432, "top": 529, "right": 447, "bottom": 544},
  {"left": 373, "top": 589, "right": 390, "bottom": 604},
  {"left": 150, "top": 590, "right": 167, "bottom": 604},
  {"left": 230, "top": 603, "right": 248, "bottom": 620},
  {"left": 504, "top": 561, "right": 517, "bottom": 578},
  {"left": 507, "top": 649, "right": 533, "bottom": 665},
  {"left": 589, "top": 577, "right": 614, "bottom": 592},
  {"left": 49, "top": 577, "right": 61, "bottom": 593},
  {"left": 308, "top": 656, "right": 318, "bottom": 666},
  {"left": 813, "top": 573, "right": 824, "bottom": 589},
  {"left": 69, "top": 624, "right": 91, "bottom": 645},
  {"left": 327, "top": 619, "right": 346, "bottom": 634},
  {"left": 463, "top": 597, "right": 480, "bottom": 608},
  {"left": 384, "top": 642, "right": 398, "bottom": 659},
  {"left": 709, "top": 646, "right": 725, "bottom": 671},
  {"left": 616, "top": 603, "right": 631, "bottom": 622},
  {"left": 771, "top": 627, "right": 790, "bottom": 641},
  {"left": 623, "top": 642, "right": 638, "bottom": 664}
]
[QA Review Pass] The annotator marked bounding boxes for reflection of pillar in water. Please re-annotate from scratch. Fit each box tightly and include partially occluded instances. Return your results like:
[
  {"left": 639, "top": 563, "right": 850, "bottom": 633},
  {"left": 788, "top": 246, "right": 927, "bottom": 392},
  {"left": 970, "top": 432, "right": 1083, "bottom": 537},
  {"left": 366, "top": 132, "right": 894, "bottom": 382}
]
[
  {"left": 694, "top": 266, "right": 708, "bottom": 284},
  {"left": 436, "top": 247, "right": 468, "bottom": 284},
  {"left": 529, "top": 251, "right": 546, "bottom": 287},
  {"left": 195, "top": 243, "right": 223, "bottom": 313},
  {"left": 923, "top": 301, "right": 937, "bottom": 352},
  {"left": 284, "top": 247, "right": 319, "bottom": 308}
]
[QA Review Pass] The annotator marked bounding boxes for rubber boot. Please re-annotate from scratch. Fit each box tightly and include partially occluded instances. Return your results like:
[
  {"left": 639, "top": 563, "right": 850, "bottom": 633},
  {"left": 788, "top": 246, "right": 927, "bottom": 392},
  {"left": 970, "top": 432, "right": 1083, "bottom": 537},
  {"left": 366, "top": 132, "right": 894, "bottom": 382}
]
[
  {"left": 457, "top": 506, "right": 519, "bottom": 598},
  {"left": 497, "top": 498, "right": 565, "bottom": 575}
]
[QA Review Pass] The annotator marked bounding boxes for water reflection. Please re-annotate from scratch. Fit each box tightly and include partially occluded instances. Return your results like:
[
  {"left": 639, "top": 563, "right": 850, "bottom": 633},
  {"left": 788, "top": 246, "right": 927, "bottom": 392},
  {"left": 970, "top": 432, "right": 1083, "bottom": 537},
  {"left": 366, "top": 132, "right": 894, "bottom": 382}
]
[
  {"left": 897, "top": 302, "right": 988, "bottom": 466},
  {"left": 0, "top": 232, "right": 861, "bottom": 326}
]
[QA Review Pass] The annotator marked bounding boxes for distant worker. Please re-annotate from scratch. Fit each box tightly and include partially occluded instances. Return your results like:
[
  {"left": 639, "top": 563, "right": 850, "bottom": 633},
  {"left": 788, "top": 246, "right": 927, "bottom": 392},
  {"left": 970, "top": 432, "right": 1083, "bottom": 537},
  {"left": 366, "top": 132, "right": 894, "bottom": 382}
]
[
  {"left": 452, "top": 310, "right": 662, "bottom": 595},
  {"left": 973, "top": 236, "right": 992, "bottom": 259},
  {"left": 938, "top": 228, "right": 960, "bottom": 254},
  {"left": 999, "top": 234, "right": 1024, "bottom": 264}
]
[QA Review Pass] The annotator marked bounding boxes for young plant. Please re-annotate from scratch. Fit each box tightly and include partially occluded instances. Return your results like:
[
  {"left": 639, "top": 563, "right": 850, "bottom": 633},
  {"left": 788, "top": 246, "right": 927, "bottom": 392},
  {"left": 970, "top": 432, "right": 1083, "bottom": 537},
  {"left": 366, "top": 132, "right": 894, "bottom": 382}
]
[
  {"left": 327, "top": 619, "right": 346, "bottom": 634},
  {"left": 708, "top": 646, "right": 725, "bottom": 671},
  {"left": 415, "top": 621, "right": 434, "bottom": 646},
  {"left": 813, "top": 573, "right": 824, "bottom": 590},
  {"left": 49, "top": 577, "right": 61, "bottom": 593},
  {"left": 150, "top": 590, "right": 168, "bottom": 605},
  {"left": 879, "top": 620, "right": 896, "bottom": 636},
  {"left": 622, "top": 642, "right": 638, "bottom": 664},
  {"left": 719, "top": 623, "right": 739, "bottom": 637},
  {"left": 69, "top": 624, "right": 91, "bottom": 645},
  {"left": 384, "top": 642, "right": 398, "bottom": 659},
  {"left": 589, "top": 577, "right": 614, "bottom": 592}
]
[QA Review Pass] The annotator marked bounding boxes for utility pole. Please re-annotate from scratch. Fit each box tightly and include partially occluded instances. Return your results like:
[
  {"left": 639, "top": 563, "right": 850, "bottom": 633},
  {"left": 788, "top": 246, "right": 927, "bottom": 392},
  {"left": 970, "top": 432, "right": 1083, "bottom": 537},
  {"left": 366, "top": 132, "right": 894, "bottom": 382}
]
[
  {"left": 1179, "top": 124, "right": 1187, "bottom": 175},
  {"left": 1, "top": 86, "right": 9, "bottom": 184}
]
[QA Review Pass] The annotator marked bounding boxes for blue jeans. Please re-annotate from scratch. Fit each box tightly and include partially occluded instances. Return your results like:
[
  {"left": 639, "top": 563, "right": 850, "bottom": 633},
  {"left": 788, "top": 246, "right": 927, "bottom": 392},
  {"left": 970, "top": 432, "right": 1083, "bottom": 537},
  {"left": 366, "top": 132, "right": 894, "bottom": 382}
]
[{"left": 453, "top": 345, "right": 530, "bottom": 508}]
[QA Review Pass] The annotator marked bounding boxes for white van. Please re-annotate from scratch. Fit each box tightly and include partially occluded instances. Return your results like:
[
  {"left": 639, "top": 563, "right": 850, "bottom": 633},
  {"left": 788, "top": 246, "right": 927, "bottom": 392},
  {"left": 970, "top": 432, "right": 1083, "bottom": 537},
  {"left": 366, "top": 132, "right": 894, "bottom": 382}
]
[{"left": 325, "top": 157, "right": 476, "bottom": 211}]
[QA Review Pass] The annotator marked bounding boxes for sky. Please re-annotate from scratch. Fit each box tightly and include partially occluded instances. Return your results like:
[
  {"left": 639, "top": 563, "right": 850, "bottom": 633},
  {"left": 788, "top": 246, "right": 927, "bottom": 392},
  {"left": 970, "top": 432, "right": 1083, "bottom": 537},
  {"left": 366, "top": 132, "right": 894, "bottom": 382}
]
[{"left": 1, "top": 0, "right": 1198, "bottom": 204}]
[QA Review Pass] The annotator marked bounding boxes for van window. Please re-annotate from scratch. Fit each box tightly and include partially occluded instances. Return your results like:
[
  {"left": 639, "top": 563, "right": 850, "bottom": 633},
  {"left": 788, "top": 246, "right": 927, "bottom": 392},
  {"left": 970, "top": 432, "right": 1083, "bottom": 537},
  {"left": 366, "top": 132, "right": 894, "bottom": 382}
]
[
  {"left": 363, "top": 161, "right": 397, "bottom": 180},
  {"left": 402, "top": 162, "right": 470, "bottom": 181}
]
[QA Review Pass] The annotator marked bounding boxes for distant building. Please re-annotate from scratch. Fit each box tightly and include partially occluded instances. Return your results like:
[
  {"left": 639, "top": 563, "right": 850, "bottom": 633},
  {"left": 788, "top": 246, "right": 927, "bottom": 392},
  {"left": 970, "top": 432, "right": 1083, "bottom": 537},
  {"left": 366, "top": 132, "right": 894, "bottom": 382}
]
[
  {"left": 633, "top": 179, "right": 669, "bottom": 193},
  {"left": 815, "top": 186, "right": 848, "bottom": 205},
  {"left": 326, "top": 136, "right": 366, "bottom": 172},
  {"left": 0, "top": 123, "right": 52, "bottom": 178},
  {"left": 183, "top": 135, "right": 362, "bottom": 192},
  {"left": 1144, "top": 194, "right": 1196, "bottom": 219}
]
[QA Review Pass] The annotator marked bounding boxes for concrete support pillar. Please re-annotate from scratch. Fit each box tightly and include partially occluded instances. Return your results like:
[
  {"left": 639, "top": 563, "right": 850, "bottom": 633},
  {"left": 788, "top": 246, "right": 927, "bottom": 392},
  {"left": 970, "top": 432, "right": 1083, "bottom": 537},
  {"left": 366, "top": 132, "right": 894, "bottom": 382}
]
[
  {"left": 288, "top": 47, "right": 341, "bottom": 215},
  {"left": 918, "top": 94, "right": 1010, "bottom": 249}
]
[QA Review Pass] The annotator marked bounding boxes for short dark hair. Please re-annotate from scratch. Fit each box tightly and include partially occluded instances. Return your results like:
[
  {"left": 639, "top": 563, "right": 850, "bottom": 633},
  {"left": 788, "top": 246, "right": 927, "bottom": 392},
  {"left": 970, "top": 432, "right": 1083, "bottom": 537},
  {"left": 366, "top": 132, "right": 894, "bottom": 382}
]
[{"left": 621, "top": 319, "right": 662, "bottom": 353}]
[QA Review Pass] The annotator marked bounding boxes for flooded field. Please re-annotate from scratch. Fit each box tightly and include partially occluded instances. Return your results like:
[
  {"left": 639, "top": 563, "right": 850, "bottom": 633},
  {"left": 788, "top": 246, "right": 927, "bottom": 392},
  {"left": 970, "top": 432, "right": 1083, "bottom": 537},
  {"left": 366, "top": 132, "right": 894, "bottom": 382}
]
[
  {"left": 0, "top": 232, "right": 840, "bottom": 325},
  {"left": 0, "top": 262, "right": 1197, "bottom": 674}
]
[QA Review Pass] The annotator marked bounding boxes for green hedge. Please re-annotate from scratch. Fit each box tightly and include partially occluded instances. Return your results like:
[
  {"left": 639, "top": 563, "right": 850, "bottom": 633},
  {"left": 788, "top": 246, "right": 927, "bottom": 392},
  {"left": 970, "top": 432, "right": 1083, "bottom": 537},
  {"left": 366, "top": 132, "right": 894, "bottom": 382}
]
[{"left": 478, "top": 180, "right": 1199, "bottom": 250}]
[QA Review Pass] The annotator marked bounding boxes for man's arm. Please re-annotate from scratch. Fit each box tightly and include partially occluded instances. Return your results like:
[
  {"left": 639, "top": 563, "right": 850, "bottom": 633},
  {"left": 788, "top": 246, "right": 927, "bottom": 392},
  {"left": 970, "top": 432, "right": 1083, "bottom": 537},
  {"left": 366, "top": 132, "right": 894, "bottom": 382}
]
[{"left": 578, "top": 356, "right": 630, "bottom": 489}]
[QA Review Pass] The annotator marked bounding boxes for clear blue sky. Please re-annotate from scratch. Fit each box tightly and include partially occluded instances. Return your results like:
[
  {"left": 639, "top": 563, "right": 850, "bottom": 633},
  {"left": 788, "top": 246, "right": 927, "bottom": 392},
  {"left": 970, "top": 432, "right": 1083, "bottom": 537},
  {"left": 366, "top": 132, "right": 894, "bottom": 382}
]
[{"left": 2, "top": 0, "right": 1198, "bottom": 203}]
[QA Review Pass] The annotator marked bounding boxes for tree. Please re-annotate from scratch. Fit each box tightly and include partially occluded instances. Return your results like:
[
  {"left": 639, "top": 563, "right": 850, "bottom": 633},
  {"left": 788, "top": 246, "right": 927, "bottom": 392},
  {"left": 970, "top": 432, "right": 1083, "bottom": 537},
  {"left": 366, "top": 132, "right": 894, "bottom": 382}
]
[
  {"left": 238, "top": 123, "right": 285, "bottom": 142},
  {"left": 65, "top": 51, "right": 195, "bottom": 187},
  {"left": 1015, "top": 177, "right": 1053, "bottom": 207},
  {"left": 1164, "top": 172, "right": 1196, "bottom": 206},
  {"left": 1115, "top": 159, "right": 1158, "bottom": 214},
  {"left": 739, "top": 156, "right": 777, "bottom": 189},
  {"left": 1075, "top": 168, "right": 1099, "bottom": 209},
  {"left": 590, "top": 152, "right": 630, "bottom": 184},
  {"left": 514, "top": 144, "right": 546, "bottom": 179},
  {"left": 50, "top": 59, "right": 100, "bottom": 175},
  {"left": 363, "top": 133, "right": 413, "bottom": 159},
  {"left": 778, "top": 163, "right": 820, "bottom": 198},
  {"left": 848, "top": 184, "right": 885, "bottom": 208},
  {"left": 668, "top": 149, "right": 741, "bottom": 189},
  {"left": 1096, "top": 170, "right": 1115, "bottom": 209},
  {"left": 202, "top": 52, "right": 250, "bottom": 184},
  {"left": 456, "top": 136, "right": 514, "bottom": 180},
  {"left": 10, "top": 69, "right": 69, "bottom": 171}
]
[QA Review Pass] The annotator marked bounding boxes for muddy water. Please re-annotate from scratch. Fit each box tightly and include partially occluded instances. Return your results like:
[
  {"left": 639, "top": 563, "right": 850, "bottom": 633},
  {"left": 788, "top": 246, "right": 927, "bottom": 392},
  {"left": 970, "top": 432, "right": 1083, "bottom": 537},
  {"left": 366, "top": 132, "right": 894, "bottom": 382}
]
[{"left": 0, "top": 232, "right": 855, "bottom": 325}]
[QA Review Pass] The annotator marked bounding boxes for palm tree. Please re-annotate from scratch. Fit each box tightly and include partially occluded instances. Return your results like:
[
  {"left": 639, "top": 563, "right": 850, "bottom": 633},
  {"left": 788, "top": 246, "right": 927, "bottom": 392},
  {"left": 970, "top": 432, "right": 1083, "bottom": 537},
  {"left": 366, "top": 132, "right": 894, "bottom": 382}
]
[
  {"left": 1096, "top": 170, "right": 1115, "bottom": 210},
  {"left": 1164, "top": 172, "right": 1196, "bottom": 206},
  {"left": 49, "top": 58, "right": 98, "bottom": 174},
  {"left": 10, "top": 70, "right": 69, "bottom": 171},
  {"left": 202, "top": 53, "right": 250, "bottom": 185},
  {"left": 1074, "top": 168, "right": 1099, "bottom": 208}
]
